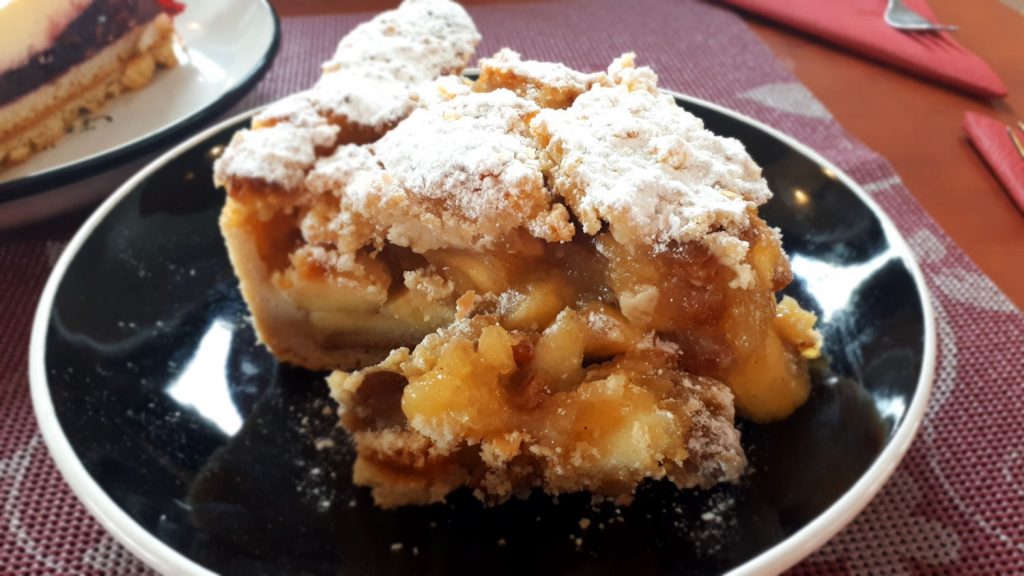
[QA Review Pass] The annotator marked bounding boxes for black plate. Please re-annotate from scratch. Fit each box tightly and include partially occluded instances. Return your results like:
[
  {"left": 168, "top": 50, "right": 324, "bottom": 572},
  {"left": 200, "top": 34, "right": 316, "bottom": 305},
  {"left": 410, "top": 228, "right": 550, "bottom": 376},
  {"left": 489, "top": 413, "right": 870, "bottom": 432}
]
[{"left": 32, "top": 96, "right": 933, "bottom": 575}]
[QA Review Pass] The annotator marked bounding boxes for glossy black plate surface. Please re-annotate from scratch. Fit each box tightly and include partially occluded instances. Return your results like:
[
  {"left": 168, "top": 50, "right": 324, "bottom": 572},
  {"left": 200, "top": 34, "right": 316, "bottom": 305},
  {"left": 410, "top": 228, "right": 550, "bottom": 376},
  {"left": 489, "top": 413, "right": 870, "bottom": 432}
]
[{"left": 38, "top": 97, "right": 928, "bottom": 575}]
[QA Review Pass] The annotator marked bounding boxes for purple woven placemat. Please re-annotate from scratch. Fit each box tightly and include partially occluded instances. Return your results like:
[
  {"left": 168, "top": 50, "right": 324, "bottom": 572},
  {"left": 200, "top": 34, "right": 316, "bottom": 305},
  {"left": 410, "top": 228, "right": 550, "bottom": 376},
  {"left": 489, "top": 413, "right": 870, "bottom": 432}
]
[{"left": 2, "top": 1, "right": 1022, "bottom": 574}]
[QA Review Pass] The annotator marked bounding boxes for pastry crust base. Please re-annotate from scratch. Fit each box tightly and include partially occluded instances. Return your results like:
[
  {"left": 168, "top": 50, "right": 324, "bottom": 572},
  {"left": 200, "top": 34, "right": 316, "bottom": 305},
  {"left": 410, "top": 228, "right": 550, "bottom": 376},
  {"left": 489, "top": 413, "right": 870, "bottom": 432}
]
[{"left": 220, "top": 197, "right": 391, "bottom": 371}]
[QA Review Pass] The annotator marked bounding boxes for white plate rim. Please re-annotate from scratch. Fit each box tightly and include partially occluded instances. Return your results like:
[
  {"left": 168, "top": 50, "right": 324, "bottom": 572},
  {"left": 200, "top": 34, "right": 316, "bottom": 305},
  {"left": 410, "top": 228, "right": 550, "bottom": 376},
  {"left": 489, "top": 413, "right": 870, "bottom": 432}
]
[
  {"left": 28, "top": 93, "right": 937, "bottom": 576},
  {"left": 0, "top": 0, "right": 281, "bottom": 203}
]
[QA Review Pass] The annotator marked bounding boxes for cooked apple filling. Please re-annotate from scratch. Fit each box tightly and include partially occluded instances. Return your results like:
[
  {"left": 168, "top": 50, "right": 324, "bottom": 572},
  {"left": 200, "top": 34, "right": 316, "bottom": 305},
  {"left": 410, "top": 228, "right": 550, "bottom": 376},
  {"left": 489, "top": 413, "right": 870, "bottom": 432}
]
[
  {"left": 328, "top": 316, "right": 746, "bottom": 507},
  {"left": 213, "top": 0, "right": 822, "bottom": 509}
]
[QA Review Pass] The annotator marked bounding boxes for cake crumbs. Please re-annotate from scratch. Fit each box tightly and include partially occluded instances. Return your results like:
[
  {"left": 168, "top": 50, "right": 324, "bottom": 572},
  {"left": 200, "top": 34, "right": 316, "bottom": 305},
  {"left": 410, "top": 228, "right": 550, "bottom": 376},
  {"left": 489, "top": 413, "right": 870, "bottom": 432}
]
[
  {"left": 313, "top": 437, "right": 335, "bottom": 450},
  {"left": 390, "top": 542, "right": 404, "bottom": 552},
  {"left": 578, "top": 518, "right": 591, "bottom": 530}
]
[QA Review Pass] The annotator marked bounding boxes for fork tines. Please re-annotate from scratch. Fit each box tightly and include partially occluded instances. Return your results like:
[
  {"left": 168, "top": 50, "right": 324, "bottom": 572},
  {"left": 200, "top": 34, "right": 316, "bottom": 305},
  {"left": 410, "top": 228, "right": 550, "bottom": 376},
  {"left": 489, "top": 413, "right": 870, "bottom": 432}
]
[{"left": 1009, "top": 122, "right": 1024, "bottom": 160}]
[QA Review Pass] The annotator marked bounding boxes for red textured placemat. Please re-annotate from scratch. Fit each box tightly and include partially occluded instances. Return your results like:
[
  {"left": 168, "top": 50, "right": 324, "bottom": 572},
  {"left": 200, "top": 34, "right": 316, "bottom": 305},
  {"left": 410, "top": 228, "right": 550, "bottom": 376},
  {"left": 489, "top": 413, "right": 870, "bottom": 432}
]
[{"left": 2, "top": 1, "right": 1022, "bottom": 574}]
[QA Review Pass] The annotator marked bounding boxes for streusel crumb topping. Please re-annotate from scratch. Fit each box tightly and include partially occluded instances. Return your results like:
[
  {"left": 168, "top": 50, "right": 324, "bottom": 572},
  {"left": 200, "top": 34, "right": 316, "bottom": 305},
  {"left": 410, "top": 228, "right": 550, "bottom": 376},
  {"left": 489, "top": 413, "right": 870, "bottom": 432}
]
[
  {"left": 317, "top": 0, "right": 480, "bottom": 127},
  {"left": 214, "top": 123, "right": 335, "bottom": 192},
  {"left": 532, "top": 53, "right": 773, "bottom": 287},
  {"left": 310, "top": 68, "right": 421, "bottom": 129},
  {"left": 372, "top": 89, "right": 574, "bottom": 249},
  {"left": 214, "top": 0, "right": 479, "bottom": 191},
  {"left": 252, "top": 91, "right": 334, "bottom": 134},
  {"left": 414, "top": 75, "right": 473, "bottom": 108},
  {"left": 214, "top": 92, "right": 340, "bottom": 191},
  {"left": 324, "top": 0, "right": 479, "bottom": 78},
  {"left": 476, "top": 48, "right": 607, "bottom": 108},
  {"left": 218, "top": 36, "right": 777, "bottom": 286}
]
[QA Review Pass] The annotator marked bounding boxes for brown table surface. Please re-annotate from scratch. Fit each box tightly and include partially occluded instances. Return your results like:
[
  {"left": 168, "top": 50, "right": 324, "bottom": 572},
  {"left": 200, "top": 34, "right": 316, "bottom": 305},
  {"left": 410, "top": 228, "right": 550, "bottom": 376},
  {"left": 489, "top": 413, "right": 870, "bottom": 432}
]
[{"left": 270, "top": 0, "right": 1024, "bottom": 310}]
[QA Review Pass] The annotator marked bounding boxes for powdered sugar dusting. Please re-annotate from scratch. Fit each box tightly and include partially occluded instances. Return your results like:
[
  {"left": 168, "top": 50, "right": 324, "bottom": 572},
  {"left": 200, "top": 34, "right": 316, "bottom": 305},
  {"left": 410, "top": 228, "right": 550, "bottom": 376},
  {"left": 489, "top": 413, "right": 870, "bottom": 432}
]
[
  {"left": 584, "top": 308, "right": 625, "bottom": 341},
  {"left": 481, "top": 48, "right": 604, "bottom": 91},
  {"left": 532, "top": 54, "right": 772, "bottom": 287},
  {"left": 219, "top": 40, "right": 775, "bottom": 283},
  {"left": 415, "top": 75, "right": 473, "bottom": 108},
  {"left": 326, "top": 0, "right": 479, "bottom": 76},
  {"left": 303, "top": 145, "right": 398, "bottom": 257},
  {"left": 477, "top": 48, "right": 607, "bottom": 107},
  {"left": 307, "top": 144, "right": 384, "bottom": 198},
  {"left": 375, "top": 89, "right": 542, "bottom": 215},
  {"left": 254, "top": 91, "right": 337, "bottom": 144},
  {"left": 214, "top": 0, "right": 479, "bottom": 189},
  {"left": 214, "top": 124, "right": 328, "bottom": 191},
  {"left": 371, "top": 89, "right": 574, "bottom": 249},
  {"left": 316, "top": 0, "right": 481, "bottom": 127},
  {"left": 496, "top": 290, "right": 526, "bottom": 316},
  {"left": 311, "top": 68, "right": 419, "bottom": 128}
]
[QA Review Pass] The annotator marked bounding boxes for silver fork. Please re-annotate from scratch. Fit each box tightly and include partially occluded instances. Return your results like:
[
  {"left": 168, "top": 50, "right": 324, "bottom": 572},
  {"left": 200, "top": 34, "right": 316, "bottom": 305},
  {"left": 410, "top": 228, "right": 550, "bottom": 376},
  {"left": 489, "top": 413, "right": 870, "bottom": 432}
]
[
  {"left": 884, "top": 0, "right": 959, "bottom": 32},
  {"left": 1009, "top": 121, "right": 1024, "bottom": 161}
]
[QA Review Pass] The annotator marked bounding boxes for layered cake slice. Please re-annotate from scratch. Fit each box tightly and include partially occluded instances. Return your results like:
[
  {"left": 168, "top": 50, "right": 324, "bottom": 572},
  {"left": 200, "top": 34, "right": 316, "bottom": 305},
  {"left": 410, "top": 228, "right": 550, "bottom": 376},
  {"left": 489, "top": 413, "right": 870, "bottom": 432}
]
[
  {"left": 214, "top": 1, "right": 822, "bottom": 509},
  {"left": 0, "top": 0, "right": 183, "bottom": 169}
]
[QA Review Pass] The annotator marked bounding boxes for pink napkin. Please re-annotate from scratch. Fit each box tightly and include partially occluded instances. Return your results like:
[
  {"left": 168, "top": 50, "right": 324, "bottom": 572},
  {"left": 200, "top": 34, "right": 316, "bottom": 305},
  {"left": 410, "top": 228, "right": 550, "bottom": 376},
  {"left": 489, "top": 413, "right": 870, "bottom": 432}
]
[
  {"left": 722, "top": 0, "right": 1007, "bottom": 98},
  {"left": 963, "top": 111, "right": 1024, "bottom": 212}
]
